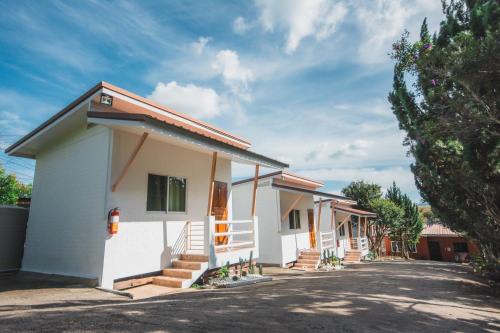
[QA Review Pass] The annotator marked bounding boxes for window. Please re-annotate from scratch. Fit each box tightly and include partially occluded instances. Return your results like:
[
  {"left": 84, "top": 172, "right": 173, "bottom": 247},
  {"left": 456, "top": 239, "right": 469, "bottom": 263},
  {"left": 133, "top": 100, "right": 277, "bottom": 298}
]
[
  {"left": 391, "top": 241, "right": 400, "bottom": 253},
  {"left": 339, "top": 224, "right": 345, "bottom": 237},
  {"left": 168, "top": 177, "right": 186, "bottom": 212},
  {"left": 147, "top": 174, "right": 167, "bottom": 211},
  {"left": 391, "top": 241, "right": 417, "bottom": 253},
  {"left": 453, "top": 242, "right": 468, "bottom": 253},
  {"left": 289, "top": 209, "right": 301, "bottom": 229},
  {"left": 147, "top": 174, "right": 186, "bottom": 212},
  {"left": 407, "top": 243, "right": 417, "bottom": 253}
]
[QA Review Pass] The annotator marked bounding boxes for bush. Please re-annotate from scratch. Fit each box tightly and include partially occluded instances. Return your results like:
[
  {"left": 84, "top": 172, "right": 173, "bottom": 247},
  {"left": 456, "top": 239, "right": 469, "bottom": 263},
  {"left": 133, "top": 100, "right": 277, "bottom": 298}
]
[{"left": 217, "top": 264, "right": 230, "bottom": 278}]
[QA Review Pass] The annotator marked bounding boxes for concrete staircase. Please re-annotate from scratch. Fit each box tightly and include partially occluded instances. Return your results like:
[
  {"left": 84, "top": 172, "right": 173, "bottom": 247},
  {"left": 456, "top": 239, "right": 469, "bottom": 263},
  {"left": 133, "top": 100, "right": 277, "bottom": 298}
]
[
  {"left": 151, "top": 254, "right": 208, "bottom": 289},
  {"left": 344, "top": 250, "right": 362, "bottom": 263},
  {"left": 292, "top": 249, "right": 321, "bottom": 271}
]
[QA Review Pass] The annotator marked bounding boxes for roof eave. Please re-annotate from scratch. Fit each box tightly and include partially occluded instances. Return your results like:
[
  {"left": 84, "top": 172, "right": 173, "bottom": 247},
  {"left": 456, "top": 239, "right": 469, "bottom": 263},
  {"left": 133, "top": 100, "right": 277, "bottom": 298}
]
[{"left": 88, "top": 112, "right": 289, "bottom": 169}]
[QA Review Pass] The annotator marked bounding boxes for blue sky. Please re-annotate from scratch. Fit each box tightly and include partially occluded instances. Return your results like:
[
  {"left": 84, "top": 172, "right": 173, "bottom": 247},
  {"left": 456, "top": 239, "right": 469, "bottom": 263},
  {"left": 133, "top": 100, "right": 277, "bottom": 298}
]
[{"left": 0, "top": 0, "right": 444, "bottom": 201}]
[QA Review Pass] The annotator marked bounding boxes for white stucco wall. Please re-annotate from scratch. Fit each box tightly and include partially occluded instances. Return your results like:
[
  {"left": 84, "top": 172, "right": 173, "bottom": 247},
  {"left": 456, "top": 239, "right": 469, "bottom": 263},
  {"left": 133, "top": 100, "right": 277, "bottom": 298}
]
[
  {"left": 22, "top": 125, "right": 111, "bottom": 280},
  {"left": 233, "top": 179, "right": 283, "bottom": 265},
  {"left": 100, "top": 129, "right": 233, "bottom": 288},
  {"left": 279, "top": 191, "right": 314, "bottom": 265}
]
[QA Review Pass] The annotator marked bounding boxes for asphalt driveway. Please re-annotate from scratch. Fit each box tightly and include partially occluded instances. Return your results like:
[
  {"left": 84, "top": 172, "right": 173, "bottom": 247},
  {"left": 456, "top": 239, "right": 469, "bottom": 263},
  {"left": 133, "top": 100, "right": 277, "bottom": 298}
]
[{"left": 1, "top": 261, "right": 499, "bottom": 332}]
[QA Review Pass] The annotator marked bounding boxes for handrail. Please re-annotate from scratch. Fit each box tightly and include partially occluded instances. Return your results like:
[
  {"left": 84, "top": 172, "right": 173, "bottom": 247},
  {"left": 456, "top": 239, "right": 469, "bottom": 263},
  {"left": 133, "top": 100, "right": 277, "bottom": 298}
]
[
  {"left": 214, "top": 219, "right": 252, "bottom": 225},
  {"left": 212, "top": 219, "right": 255, "bottom": 252}
]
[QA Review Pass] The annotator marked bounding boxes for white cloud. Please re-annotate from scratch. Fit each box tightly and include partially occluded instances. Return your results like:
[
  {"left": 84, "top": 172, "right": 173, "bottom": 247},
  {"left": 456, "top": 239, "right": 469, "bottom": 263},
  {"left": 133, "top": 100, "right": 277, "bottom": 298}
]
[
  {"left": 254, "top": 0, "right": 347, "bottom": 54},
  {"left": 148, "top": 81, "right": 222, "bottom": 119},
  {"left": 212, "top": 50, "right": 254, "bottom": 101},
  {"left": 192, "top": 36, "right": 212, "bottom": 55},
  {"left": 354, "top": 0, "right": 443, "bottom": 64},
  {"left": 233, "top": 16, "right": 249, "bottom": 34},
  {"left": 330, "top": 140, "right": 371, "bottom": 159}
]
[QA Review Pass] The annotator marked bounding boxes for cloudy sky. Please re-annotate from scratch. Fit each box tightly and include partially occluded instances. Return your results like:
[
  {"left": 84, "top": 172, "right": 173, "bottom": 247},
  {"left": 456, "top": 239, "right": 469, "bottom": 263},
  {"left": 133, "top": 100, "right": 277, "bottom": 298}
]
[{"left": 0, "top": 0, "right": 445, "bottom": 201}]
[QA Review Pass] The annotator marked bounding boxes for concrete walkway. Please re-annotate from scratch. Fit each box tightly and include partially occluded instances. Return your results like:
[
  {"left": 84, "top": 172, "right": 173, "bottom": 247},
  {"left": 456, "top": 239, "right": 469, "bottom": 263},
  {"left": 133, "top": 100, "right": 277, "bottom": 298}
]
[{"left": 1, "top": 261, "right": 499, "bottom": 332}]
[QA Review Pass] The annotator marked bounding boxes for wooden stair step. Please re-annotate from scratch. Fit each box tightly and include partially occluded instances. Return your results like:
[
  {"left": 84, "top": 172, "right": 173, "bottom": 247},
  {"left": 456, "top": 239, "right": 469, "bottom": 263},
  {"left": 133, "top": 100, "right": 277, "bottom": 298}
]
[
  {"left": 300, "top": 254, "right": 320, "bottom": 259},
  {"left": 173, "top": 260, "right": 202, "bottom": 270},
  {"left": 301, "top": 250, "right": 320, "bottom": 255},
  {"left": 294, "top": 262, "right": 317, "bottom": 267},
  {"left": 296, "top": 259, "right": 319, "bottom": 264},
  {"left": 180, "top": 254, "right": 209, "bottom": 262},
  {"left": 152, "top": 276, "right": 189, "bottom": 288},
  {"left": 163, "top": 268, "right": 194, "bottom": 279}
]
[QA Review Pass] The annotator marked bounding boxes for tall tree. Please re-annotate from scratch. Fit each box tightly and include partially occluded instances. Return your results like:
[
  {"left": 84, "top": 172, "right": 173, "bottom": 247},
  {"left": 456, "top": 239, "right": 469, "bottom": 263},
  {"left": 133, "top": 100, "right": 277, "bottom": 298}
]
[
  {"left": 386, "top": 183, "right": 424, "bottom": 259},
  {"left": 369, "top": 198, "right": 404, "bottom": 257},
  {"left": 341, "top": 180, "right": 382, "bottom": 211},
  {"left": 388, "top": 0, "right": 499, "bottom": 269}
]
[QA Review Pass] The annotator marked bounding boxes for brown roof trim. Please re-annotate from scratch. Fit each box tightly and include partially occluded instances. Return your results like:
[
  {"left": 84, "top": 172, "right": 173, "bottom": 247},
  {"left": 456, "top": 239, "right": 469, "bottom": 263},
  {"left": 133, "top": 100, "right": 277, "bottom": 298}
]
[
  {"left": 335, "top": 205, "right": 377, "bottom": 217},
  {"left": 101, "top": 82, "right": 250, "bottom": 146},
  {"left": 272, "top": 183, "right": 351, "bottom": 200},
  {"left": 6, "top": 81, "right": 252, "bottom": 155},
  {"left": 87, "top": 112, "right": 289, "bottom": 169},
  {"left": 232, "top": 170, "right": 323, "bottom": 187},
  {"left": 5, "top": 82, "right": 103, "bottom": 154},
  {"left": 232, "top": 171, "right": 282, "bottom": 186}
]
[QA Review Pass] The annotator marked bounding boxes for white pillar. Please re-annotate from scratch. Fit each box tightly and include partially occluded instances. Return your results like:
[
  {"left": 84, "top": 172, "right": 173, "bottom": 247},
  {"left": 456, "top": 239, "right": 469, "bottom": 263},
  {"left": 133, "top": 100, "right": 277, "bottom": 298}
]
[{"left": 204, "top": 215, "right": 216, "bottom": 269}]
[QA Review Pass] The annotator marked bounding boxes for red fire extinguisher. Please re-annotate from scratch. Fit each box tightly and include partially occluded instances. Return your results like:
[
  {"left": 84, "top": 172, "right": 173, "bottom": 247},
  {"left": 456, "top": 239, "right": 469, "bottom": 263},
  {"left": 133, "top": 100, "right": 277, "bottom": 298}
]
[{"left": 108, "top": 208, "right": 120, "bottom": 235}]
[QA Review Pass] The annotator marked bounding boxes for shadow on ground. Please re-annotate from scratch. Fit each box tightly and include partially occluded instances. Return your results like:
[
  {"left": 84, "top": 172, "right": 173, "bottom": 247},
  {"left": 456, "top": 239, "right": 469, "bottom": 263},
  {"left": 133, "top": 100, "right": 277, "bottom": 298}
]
[{"left": 1, "top": 261, "right": 499, "bottom": 332}]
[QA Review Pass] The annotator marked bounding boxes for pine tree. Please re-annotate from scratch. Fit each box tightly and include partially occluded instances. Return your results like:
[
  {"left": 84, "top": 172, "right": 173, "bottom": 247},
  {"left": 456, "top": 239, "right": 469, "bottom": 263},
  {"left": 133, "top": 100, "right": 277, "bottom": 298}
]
[{"left": 389, "top": 0, "right": 499, "bottom": 273}]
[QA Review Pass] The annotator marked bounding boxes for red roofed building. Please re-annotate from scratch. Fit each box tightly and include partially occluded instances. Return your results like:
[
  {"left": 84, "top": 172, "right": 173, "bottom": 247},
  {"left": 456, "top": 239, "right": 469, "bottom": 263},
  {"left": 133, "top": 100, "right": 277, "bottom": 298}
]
[{"left": 383, "top": 221, "right": 479, "bottom": 262}]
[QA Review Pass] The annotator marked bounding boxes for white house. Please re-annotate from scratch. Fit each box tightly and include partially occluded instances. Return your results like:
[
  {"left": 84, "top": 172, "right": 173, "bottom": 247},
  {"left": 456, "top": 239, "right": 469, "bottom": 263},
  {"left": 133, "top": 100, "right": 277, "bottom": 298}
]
[
  {"left": 232, "top": 171, "right": 354, "bottom": 268},
  {"left": 316, "top": 200, "right": 376, "bottom": 262},
  {"left": 5, "top": 82, "right": 288, "bottom": 290}
]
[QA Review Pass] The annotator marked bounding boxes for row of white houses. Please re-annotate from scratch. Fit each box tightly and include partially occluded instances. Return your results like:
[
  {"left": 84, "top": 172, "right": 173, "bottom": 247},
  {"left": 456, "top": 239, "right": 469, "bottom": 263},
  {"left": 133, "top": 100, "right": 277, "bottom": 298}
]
[{"left": 6, "top": 82, "right": 375, "bottom": 290}]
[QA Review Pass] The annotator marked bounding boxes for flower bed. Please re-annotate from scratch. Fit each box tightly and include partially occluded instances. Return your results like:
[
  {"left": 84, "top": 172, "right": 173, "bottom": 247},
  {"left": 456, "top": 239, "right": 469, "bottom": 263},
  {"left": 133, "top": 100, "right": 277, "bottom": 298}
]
[{"left": 209, "top": 274, "right": 272, "bottom": 288}]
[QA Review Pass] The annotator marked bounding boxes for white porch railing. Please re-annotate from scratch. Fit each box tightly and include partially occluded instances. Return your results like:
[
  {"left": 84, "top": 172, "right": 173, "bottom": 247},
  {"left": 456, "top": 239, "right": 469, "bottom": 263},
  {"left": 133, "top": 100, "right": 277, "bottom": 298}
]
[
  {"left": 185, "top": 216, "right": 259, "bottom": 269},
  {"left": 350, "top": 237, "right": 369, "bottom": 255},
  {"left": 185, "top": 221, "right": 205, "bottom": 253},
  {"left": 359, "top": 237, "right": 368, "bottom": 251},
  {"left": 319, "top": 231, "right": 335, "bottom": 254}
]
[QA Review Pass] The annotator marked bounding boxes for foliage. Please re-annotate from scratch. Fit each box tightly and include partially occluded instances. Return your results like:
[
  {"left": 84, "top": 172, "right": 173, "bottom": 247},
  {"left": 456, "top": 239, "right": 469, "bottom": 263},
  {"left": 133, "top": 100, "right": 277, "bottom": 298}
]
[
  {"left": 190, "top": 283, "right": 202, "bottom": 289},
  {"left": 0, "top": 163, "right": 32, "bottom": 205},
  {"left": 239, "top": 257, "right": 244, "bottom": 278},
  {"left": 249, "top": 250, "right": 255, "bottom": 274},
  {"left": 386, "top": 183, "right": 424, "bottom": 259},
  {"left": 217, "top": 263, "right": 230, "bottom": 279},
  {"left": 341, "top": 180, "right": 382, "bottom": 211},
  {"left": 389, "top": 1, "right": 499, "bottom": 267},
  {"left": 369, "top": 198, "right": 404, "bottom": 256},
  {"left": 258, "top": 264, "right": 263, "bottom": 276}
]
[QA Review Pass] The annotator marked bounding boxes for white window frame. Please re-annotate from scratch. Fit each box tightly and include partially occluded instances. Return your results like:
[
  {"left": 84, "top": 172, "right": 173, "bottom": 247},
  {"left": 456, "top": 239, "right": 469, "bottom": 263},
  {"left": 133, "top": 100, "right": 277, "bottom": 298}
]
[
  {"left": 391, "top": 241, "right": 400, "bottom": 253},
  {"left": 407, "top": 243, "right": 417, "bottom": 253},
  {"left": 289, "top": 209, "right": 301, "bottom": 230}
]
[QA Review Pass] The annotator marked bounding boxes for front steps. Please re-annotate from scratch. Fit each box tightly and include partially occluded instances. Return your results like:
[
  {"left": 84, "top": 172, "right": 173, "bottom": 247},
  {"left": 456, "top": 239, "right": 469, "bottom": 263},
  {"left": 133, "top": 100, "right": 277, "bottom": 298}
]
[
  {"left": 291, "top": 249, "right": 320, "bottom": 271},
  {"left": 344, "top": 250, "right": 362, "bottom": 263},
  {"left": 151, "top": 254, "right": 208, "bottom": 289}
]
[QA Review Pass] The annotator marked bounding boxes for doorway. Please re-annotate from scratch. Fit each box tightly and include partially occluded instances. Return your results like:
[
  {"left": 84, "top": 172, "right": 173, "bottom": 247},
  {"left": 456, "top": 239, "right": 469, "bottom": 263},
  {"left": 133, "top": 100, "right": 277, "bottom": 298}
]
[
  {"left": 428, "top": 241, "right": 442, "bottom": 261},
  {"left": 211, "top": 181, "right": 228, "bottom": 245},
  {"left": 307, "top": 209, "right": 316, "bottom": 249}
]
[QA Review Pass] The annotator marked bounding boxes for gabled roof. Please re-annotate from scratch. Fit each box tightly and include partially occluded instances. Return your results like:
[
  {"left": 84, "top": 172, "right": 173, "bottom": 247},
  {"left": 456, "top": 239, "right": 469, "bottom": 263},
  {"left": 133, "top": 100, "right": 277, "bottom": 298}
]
[
  {"left": 421, "top": 223, "right": 459, "bottom": 237},
  {"left": 233, "top": 170, "right": 324, "bottom": 188},
  {"left": 5, "top": 81, "right": 252, "bottom": 156},
  {"left": 335, "top": 205, "right": 376, "bottom": 217},
  {"left": 273, "top": 183, "right": 351, "bottom": 200}
]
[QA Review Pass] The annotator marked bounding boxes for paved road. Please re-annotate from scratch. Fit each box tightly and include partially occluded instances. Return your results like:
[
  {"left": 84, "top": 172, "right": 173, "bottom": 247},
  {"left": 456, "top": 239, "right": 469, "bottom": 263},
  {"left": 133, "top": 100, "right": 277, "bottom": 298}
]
[{"left": 1, "top": 261, "right": 499, "bottom": 332}]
